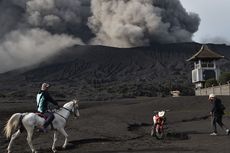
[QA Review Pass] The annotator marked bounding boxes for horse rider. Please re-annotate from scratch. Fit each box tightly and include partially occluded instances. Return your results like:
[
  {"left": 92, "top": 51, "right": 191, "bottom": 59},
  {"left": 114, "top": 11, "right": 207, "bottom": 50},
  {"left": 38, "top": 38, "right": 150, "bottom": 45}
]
[{"left": 36, "top": 83, "right": 59, "bottom": 132}]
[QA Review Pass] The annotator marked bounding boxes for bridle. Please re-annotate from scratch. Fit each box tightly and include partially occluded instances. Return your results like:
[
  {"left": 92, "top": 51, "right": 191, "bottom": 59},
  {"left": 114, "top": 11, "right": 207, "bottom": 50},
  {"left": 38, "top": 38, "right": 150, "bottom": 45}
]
[{"left": 55, "top": 101, "right": 79, "bottom": 121}]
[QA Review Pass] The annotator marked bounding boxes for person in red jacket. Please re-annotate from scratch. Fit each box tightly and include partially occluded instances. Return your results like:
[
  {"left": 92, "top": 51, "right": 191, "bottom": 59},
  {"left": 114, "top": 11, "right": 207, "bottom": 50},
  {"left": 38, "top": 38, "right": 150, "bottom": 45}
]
[{"left": 151, "top": 111, "right": 165, "bottom": 136}]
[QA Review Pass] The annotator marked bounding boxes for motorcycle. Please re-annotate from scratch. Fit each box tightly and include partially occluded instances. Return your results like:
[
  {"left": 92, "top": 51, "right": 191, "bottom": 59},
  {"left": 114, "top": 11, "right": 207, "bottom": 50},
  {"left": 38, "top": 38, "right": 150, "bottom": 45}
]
[{"left": 150, "top": 110, "right": 166, "bottom": 139}]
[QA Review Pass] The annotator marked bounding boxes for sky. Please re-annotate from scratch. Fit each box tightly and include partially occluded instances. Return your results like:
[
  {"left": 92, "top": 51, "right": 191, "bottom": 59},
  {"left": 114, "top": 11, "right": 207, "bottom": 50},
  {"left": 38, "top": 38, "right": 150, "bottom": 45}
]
[{"left": 180, "top": 0, "right": 230, "bottom": 44}]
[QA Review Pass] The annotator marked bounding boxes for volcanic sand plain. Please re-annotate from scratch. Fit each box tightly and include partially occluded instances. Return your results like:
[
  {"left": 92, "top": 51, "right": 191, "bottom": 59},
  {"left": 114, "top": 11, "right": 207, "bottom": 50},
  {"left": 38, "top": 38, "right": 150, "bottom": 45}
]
[{"left": 0, "top": 96, "right": 230, "bottom": 153}]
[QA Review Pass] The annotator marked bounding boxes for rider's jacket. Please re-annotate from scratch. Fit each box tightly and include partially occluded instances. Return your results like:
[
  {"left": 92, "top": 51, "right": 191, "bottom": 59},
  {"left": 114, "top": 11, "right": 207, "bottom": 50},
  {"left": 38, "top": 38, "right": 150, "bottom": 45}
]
[{"left": 36, "top": 90, "right": 58, "bottom": 113}]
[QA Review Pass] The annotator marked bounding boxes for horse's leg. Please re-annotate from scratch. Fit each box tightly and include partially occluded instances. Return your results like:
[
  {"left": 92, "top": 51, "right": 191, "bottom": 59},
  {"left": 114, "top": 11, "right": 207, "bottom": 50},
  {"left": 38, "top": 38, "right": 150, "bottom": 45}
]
[
  {"left": 58, "top": 128, "right": 68, "bottom": 149},
  {"left": 26, "top": 127, "right": 37, "bottom": 153},
  {"left": 7, "top": 129, "right": 21, "bottom": 153},
  {"left": 52, "top": 131, "right": 58, "bottom": 153}
]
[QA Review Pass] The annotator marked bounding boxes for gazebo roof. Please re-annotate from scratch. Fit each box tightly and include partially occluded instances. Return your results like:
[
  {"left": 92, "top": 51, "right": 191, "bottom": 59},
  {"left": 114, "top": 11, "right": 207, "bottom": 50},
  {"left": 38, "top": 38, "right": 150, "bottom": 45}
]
[{"left": 187, "top": 45, "right": 224, "bottom": 61}]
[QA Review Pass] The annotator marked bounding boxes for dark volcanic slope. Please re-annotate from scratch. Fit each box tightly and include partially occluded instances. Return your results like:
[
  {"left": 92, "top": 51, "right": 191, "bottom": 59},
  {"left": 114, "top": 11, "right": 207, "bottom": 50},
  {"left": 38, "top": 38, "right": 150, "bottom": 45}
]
[{"left": 0, "top": 43, "right": 230, "bottom": 100}]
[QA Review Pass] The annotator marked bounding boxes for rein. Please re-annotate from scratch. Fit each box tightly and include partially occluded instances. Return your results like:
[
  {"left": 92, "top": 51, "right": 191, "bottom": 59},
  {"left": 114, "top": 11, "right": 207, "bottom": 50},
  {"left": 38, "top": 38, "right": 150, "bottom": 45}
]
[
  {"left": 54, "top": 107, "right": 71, "bottom": 121},
  {"left": 62, "top": 107, "right": 72, "bottom": 113},
  {"left": 54, "top": 102, "right": 78, "bottom": 120}
]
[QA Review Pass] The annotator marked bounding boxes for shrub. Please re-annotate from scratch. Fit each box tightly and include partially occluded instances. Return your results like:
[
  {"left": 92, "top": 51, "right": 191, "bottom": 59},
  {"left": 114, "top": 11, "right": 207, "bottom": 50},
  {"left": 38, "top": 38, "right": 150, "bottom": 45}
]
[
  {"left": 218, "top": 72, "right": 230, "bottom": 84},
  {"left": 205, "top": 78, "right": 218, "bottom": 87}
]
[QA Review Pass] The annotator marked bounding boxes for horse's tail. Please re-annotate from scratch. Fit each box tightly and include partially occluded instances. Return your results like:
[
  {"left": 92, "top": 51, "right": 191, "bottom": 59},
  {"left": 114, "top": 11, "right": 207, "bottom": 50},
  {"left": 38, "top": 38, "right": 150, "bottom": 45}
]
[{"left": 4, "top": 113, "right": 23, "bottom": 139}]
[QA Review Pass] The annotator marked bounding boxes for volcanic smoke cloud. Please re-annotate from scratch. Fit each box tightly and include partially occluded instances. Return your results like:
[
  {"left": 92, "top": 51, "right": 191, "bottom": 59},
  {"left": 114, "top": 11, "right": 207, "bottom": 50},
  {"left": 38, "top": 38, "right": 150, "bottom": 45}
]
[
  {"left": 0, "top": 29, "right": 82, "bottom": 73},
  {"left": 0, "top": 0, "right": 200, "bottom": 73},
  {"left": 0, "top": 0, "right": 84, "bottom": 73},
  {"left": 88, "top": 0, "right": 200, "bottom": 47}
]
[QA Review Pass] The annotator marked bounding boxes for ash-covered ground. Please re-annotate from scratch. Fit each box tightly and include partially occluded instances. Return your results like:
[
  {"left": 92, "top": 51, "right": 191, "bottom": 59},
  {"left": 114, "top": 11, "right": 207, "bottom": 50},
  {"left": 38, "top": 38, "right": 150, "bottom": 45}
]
[{"left": 1, "top": 96, "right": 230, "bottom": 153}]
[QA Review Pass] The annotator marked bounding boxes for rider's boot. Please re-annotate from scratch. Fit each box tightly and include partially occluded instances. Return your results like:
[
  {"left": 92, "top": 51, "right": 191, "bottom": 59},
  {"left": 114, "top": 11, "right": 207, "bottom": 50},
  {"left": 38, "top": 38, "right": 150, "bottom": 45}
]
[{"left": 37, "top": 126, "right": 48, "bottom": 133}]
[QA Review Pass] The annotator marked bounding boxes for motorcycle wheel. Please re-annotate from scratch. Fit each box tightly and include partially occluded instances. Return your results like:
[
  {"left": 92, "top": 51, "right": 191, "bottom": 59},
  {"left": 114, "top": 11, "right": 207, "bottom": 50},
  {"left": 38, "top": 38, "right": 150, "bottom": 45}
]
[{"left": 155, "top": 125, "right": 164, "bottom": 140}]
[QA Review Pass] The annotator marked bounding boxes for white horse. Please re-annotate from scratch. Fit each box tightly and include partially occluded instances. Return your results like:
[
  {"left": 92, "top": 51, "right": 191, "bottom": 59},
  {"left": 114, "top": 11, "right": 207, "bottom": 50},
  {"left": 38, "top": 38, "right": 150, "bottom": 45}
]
[{"left": 4, "top": 99, "right": 80, "bottom": 153}]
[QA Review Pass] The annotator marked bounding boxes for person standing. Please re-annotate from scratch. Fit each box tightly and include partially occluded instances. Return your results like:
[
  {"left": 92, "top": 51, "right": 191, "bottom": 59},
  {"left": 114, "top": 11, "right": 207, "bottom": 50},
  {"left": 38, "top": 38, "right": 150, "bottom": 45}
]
[
  {"left": 36, "top": 83, "right": 59, "bottom": 132},
  {"left": 209, "top": 94, "right": 229, "bottom": 136}
]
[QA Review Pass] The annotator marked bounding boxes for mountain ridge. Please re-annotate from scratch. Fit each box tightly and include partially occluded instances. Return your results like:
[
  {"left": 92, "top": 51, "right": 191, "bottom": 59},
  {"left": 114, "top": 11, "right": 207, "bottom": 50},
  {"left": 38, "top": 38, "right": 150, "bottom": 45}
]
[{"left": 1, "top": 42, "right": 230, "bottom": 100}]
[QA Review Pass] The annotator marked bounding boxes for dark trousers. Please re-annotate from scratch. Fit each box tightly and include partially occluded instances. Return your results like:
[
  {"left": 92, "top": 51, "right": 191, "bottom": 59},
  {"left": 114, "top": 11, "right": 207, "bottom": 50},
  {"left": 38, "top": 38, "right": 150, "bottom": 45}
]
[
  {"left": 212, "top": 114, "right": 224, "bottom": 133},
  {"left": 43, "top": 112, "right": 55, "bottom": 128}
]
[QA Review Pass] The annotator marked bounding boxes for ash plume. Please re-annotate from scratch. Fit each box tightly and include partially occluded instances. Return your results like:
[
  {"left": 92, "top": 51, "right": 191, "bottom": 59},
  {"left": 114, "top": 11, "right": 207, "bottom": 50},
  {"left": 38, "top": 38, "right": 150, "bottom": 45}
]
[
  {"left": 0, "top": 28, "right": 83, "bottom": 73},
  {"left": 0, "top": 0, "right": 85, "bottom": 73},
  {"left": 0, "top": 0, "right": 200, "bottom": 73},
  {"left": 12, "top": 0, "right": 83, "bottom": 35},
  {"left": 88, "top": 0, "right": 200, "bottom": 47}
]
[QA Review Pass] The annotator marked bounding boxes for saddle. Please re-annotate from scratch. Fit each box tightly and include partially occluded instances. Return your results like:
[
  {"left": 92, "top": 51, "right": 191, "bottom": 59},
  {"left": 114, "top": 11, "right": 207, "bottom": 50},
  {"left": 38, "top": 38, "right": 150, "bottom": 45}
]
[
  {"left": 35, "top": 112, "right": 55, "bottom": 131},
  {"left": 35, "top": 112, "right": 47, "bottom": 119}
]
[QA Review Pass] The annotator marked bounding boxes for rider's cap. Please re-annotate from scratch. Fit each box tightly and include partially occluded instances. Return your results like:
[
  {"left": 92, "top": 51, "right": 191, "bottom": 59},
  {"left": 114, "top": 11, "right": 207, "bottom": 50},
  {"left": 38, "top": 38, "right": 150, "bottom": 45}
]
[
  {"left": 209, "top": 93, "right": 215, "bottom": 99},
  {"left": 41, "top": 83, "right": 50, "bottom": 90},
  {"left": 158, "top": 111, "right": 165, "bottom": 117}
]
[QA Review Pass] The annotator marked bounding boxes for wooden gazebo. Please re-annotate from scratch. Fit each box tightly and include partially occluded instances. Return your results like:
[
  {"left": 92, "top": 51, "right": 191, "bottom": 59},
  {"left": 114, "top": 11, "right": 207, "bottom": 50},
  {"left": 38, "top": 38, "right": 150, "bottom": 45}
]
[{"left": 187, "top": 44, "right": 224, "bottom": 88}]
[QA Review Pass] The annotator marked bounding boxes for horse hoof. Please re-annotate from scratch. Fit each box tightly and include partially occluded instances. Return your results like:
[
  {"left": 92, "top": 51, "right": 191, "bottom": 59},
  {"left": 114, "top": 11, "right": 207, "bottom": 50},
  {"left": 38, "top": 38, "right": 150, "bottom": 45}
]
[{"left": 52, "top": 149, "right": 57, "bottom": 153}]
